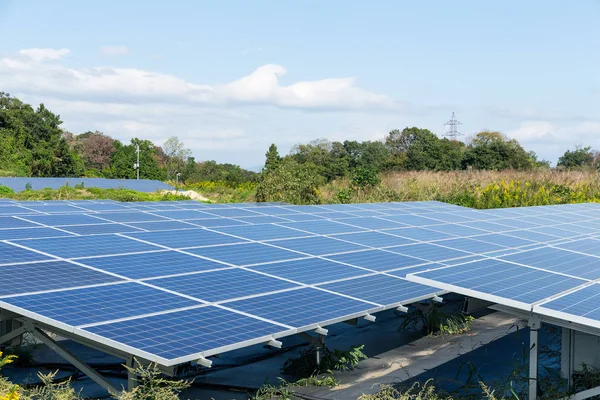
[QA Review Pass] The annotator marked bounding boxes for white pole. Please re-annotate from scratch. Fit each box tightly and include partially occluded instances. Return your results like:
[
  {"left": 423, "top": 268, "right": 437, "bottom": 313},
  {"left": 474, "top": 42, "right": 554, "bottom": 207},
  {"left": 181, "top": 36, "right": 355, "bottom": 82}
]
[
  {"left": 529, "top": 316, "right": 541, "bottom": 400},
  {"left": 136, "top": 144, "right": 140, "bottom": 180}
]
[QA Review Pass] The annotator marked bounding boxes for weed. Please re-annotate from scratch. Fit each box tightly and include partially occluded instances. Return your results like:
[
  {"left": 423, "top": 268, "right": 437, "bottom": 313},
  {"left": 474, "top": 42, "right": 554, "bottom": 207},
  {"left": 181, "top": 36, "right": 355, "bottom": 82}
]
[{"left": 282, "top": 345, "right": 368, "bottom": 377}]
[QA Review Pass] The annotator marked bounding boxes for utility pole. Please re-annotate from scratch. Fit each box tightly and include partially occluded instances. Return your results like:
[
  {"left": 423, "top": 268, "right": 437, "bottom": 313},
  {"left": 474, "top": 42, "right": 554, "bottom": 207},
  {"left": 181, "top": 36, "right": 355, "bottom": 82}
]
[
  {"left": 134, "top": 144, "right": 140, "bottom": 180},
  {"left": 443, "top": 112, "right": 463, "bottom": 141}
]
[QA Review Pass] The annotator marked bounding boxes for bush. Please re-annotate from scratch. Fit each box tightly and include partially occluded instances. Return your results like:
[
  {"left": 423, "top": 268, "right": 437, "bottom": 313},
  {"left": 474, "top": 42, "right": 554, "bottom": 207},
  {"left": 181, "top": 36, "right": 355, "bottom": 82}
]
[
  {"left": 256, "top": 160, "right": 325, "bottom": 204},
  {"left": 0, "top": 186, "right": 14, "bottom": 196},
  {"left": 282, "top": 345, "right": 367, "bottom": 377}
]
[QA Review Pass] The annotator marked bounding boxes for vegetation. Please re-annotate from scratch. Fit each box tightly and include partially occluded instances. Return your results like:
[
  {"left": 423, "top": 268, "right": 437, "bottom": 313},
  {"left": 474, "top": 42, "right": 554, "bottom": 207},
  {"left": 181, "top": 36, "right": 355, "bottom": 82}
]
[
  {"left": 282, "top": 345, "right": 368, "bottom": 377},
  {"left": 0, "top": 185, "right": 191, "bottom": 202}
]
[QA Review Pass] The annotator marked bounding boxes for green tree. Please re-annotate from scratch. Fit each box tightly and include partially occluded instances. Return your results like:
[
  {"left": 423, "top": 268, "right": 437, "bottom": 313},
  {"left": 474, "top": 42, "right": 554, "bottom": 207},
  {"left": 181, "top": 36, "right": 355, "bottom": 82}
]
[
  {"left": 462, "top": 131, "right": 534, "bottom": 170},
  {"left": 109, "top": 138, "right": 166, "bottom": 180},
  {"left": 256, "top": 159, "right": 325, "bottom": 204},
  {"left": 162, "top": 136, "right": 192, "bottom": 180},
  {"left": 264, "top": 143, "right": 281, "bottom": 173},
  {"left": 557, "top": 146, "right": 594, "bottom": 169}
]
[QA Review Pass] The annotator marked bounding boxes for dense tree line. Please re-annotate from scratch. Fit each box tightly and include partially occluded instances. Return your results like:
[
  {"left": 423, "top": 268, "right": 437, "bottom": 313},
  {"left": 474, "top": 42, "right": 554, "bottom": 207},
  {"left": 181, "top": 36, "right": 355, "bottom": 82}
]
[{"left": 0, "top": 92, "right": 257, "bottom": 184}]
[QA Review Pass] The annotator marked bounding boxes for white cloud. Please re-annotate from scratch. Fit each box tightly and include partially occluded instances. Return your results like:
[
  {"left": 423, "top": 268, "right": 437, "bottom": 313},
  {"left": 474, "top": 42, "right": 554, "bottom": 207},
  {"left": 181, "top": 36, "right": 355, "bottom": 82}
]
[
  {"left": 0, "top": 49, "right": 393, "bottom": 110},
  {"left": 100, "top": 45, "right": 129, "bottom": 56},
  {"left": 18, "top": 48, "right": 69, "bottom": 62}
]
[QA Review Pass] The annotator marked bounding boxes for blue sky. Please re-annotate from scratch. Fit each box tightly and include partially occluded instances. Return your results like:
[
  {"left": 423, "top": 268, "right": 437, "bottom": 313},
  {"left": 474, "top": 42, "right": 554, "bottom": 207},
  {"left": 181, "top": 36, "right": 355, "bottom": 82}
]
[{"left": 1, "top": 1, "right": 599, "bottom": 169}]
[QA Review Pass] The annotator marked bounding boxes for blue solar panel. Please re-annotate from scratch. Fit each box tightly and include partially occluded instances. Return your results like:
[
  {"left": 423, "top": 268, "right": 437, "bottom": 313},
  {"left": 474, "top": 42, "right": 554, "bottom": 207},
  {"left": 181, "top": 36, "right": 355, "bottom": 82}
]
[
  {"left": 425, "top": 224, "right": 488, "bottom": 237},
  {"left": 387, "top": 243, "right": 471, "bottom": 262},
  {"left": 127, "top": 221, "right": 198, "bottom": 231},
  {"left": 20, "top": 214, "right": 106, "bottom": 226},
  {"left": 325, "top": 250, "right": 425, "bottom": 272},
  {"left": 530, "top": 226, "right": 582, "bottom": 239},
  {"left": 80, "top": 251, "right": 228, "bottom": 279},
  {"left": 556, "top": 238, "right": 600, "bottom": 257},
  {"left": 331, "top": 231, "right": 415, "bottom": 248},
  {"left": 185, "top": 243, "right": 304, "bottom": 266},
  {"left": 0, "top": 227, "right": 73, "bottom": 240},
  {"left": 0, "top": 177, "right": 172, "bottom": 192},
  {"left": 0, "top": 242, "right": 52, "bottom": 265},
  {"left": 432, "top": 238, "right": 507, "bottom": 253},
  {"left": 186, "top": 218, "right": 249, "bottom": 228},
  {"left": 0, "top": 206, "right": 39, "bottom": 215},
  {"left": 0, "top": 217, "right": 39, "bottom": 229},
  {"left": 60, "top": 224, "right": 143, "bottom": 235},
  {"left": 213, "top": 224, "right": 312, "bottom": 241},
  {"left": 318, "top": 275, "right": 438, "bottom": 306},
  {"left": 468, "top": 233, "right": 537, "bottom": 248},
  {"left": 0, "top": 261, "right": 123, "bottom": 297},
  {"left": 271, "top": 236, "right": 367, "bottom": 256},
  {"left": 225, "top": 288, "right": 377, "bottom": 328},
  {"left": 538, "top": 284, "right": 600, "bottom": 319},
  {"left": 75, "top": 203, "right": 130, "bottom": 212},
  {"left": 202, "top": 208, "right": 262, "bottom": 218},
  {"left": 386, "top": 263, "right": 447, "bottom": 278},
  {"left": 18, "top": 235, "right": 161, "bottom": 258},
  {"left": 503, "top": 230, "right": 562, "bottom": 243},
  {"left": 278, "top": 220, "right": 365, "bottom": 235},
  {"left": 457, "top": 221, "right": 514, "bottom": 233},
  {"left": 151, "top": 210, "right": 215, "bottom": 220},
  {"left": 125, "top": 229, "right": 247, "bottom": 249},
  {"left": 272, "top": 213, "right": 324, "bottom": 222},
  {"left": 410, "top": 259, "right": 586, "bottom": 309},
  {"left": 422, "top": 212, "right": 476, "bottom": 223},
  {"left": 384, "top": 227, "right": 455, "bottom": 241},
  {"left": 20, "top": 204, "right": 85, "bottom": 213},
  {"left": 243, "top": 207, "right": 301, "bottom": 216},
  {"left": 1, "top": 283, "right": 201, "bottom": 326},
  {"left": 231, "top": 216, "right": 292, "bottom": 224},
  {"left": 83, "top": 306, "right": 288, "bottom": 361},
  {"left": 337, "top": 217, "right": 407, "bottom": 230},
  {"left": 379, "top": 214, "right": 443, "bottom": 226},
  {"left": 248, "top": 258, "right": 371, "bottom": 284},
  {"left": 93, "top": 212, "right": 169, "bottom": 223},
  {"left": 148, "top": 269, "right": 300, "bottom": 303},
  {"left": 500, "top": 247, "right": 600, "bottom": 280}
]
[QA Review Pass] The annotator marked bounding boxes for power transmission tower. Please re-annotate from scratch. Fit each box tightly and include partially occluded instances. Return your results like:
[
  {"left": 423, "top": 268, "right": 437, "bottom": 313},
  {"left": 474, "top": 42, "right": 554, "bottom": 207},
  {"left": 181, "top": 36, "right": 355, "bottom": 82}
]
[{"left": 443, "top": 112, "right": 463, "bottom": 140}]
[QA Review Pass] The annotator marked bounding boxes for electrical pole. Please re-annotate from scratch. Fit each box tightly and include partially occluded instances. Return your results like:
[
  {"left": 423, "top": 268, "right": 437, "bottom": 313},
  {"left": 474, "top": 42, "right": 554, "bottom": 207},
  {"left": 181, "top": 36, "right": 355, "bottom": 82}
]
[
  {"left": 134, "top": 144, "right": 140, "bottom": 180},
  {"left": 443, "top": 112, "right": 463, "bottom": 141}
]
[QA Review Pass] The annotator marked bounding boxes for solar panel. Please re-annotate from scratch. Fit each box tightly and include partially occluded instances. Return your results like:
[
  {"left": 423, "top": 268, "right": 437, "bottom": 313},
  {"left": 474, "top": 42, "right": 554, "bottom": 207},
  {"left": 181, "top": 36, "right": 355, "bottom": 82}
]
[
  {"left": 16, "top": 235, "right": 162, "bottom": 258},
  {"left": 185, "top": 243, "right": 305, "bottom": 266},
  {"left": 0, "top": 261, "right": 123, "bottom": 297},
  {"left": 83, "top": 306, "right": 289, "bottom": 363},
  {"left": 248, "top": 258, "right": 371, "bottom": 284},
  {"left": 225, "top": 287, "right": 378, "bottom": 328},
  {"left": 0, "top": 283, "right": 201, "bottom": 326},
  {"left": 318, "top": 275, "right": 439, "bottom": 307},
  {"left": 325, "top": 250, "right": 425, "bottom": 272},
  {"left": 147, "top": 269, "right": 301, "bottom": 303},
  {"left": 0, "top": 242, "right": 52, "bottom": 265},
  {"left": 79, "top": 251, "right": 229, "bottom": 279},
  {"left": 11, "top": 199, "right": 600, "bottom": 369}
]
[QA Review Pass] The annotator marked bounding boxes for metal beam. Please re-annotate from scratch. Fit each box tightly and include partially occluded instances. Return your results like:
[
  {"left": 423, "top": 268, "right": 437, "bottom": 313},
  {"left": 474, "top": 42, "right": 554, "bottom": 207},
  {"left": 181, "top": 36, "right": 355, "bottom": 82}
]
[
  {"left": 0, "top": 326, "right": 28, "bottom": 346},
  {"left": 126, "top": 357, "right": 137, "bottom": 391},
  {"left": 32, "top": 328, "right": 120, "bottom": 395},
  {"left": 529, "top": 316, "right": 541, "bottom": 400}
]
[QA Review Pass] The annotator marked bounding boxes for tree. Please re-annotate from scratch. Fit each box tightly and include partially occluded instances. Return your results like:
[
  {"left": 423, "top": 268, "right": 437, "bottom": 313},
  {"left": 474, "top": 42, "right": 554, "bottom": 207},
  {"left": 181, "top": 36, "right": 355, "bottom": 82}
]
[
  {"left": 263, "top": 143, "right": 281, "bottom": 173},
  {"left": 109, "top": 138, "right": 166, "bottom": 180},
  {"left": 557, "top": 146, "right": 594, "bottom": 169},
  {"left": 162, "top": 136, "right": 192, "bottom": 180},
  {"left": 462, "top": 131, "right": 534, "bottom": 170},
  {"left": 256, "top": 159, "right": 325, "bottom": 204},
  {"left": 75, "top": 131, "right": 115, "bottom": 173}
]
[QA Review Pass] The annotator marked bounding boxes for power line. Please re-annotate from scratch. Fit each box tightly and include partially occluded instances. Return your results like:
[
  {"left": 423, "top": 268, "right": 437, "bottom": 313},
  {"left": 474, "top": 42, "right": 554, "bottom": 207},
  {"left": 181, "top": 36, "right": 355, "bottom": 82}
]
[{"left": 443, "top": 112, "right": 463, "bottom": 140}]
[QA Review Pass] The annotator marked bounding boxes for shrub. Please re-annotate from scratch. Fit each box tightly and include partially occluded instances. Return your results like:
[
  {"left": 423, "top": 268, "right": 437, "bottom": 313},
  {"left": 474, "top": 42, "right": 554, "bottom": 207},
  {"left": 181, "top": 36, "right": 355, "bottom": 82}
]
[{"left": 0, "top": 186, "right": 14, "bottom": 197}]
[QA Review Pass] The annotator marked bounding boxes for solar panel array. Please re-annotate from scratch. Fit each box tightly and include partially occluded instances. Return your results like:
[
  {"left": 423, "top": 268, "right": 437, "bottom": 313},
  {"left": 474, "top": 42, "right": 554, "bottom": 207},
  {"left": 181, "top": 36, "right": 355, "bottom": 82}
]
[
  {"left": 0, "top": 177, "right": 173, "bottom": 192},
  {"left": 0, "top": 199, "right": 455, "bottom": 366},
  {"left": 404, "top": 202, "right": 600, "bottom": 334},
  {"left": 4, "top": 199, "right": 600, "bottom": 366}
]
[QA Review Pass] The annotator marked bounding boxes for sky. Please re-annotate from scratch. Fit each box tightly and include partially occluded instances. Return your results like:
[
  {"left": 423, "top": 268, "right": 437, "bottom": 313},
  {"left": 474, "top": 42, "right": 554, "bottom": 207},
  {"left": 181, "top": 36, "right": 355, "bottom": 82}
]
[{"left": 0, "top": 1, "right": 599, "bottom": 170}]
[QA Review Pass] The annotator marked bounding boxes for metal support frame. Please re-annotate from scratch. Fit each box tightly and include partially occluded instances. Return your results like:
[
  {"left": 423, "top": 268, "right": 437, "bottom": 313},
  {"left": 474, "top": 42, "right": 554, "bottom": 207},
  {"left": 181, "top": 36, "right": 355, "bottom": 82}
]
[
  {"left": 0, "top": 326, "right": 28, "bottom": 347},
  {"left": 126, "top": 357, "right": 137, "bottom": 391},
  {"left": 529, "top": 315, "right": 541, "bottom": 400},
  {"left": 32, "top": 327, "right": 120, "bottom": 395}
]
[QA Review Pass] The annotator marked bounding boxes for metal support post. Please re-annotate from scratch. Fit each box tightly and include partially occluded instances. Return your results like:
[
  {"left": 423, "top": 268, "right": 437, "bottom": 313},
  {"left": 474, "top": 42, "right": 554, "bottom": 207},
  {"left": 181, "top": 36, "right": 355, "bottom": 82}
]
[
  {"left": 0, "top": 326, "right": 28, "bottom": 347},
  {"left": 126, "top": 357, "right": 137, "bottom": 391},
  {"left": 32, "top": 328, "right": 119, "bottom": 395},
  {"left": 529, "top": 316, "right": 541, "bottom": 400}
]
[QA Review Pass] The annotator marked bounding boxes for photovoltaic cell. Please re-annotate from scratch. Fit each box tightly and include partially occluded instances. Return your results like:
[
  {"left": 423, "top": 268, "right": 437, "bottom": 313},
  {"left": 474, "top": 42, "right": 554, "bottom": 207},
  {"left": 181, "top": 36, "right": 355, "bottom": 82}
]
[
  {"left": 0, "top": 217, "right": 39, "bottom": 229},
  {"left": 556, "top": 238, "right": 600, "bottom": 257},
  {"left": 213, "top": 224, "right": 312, "bottom": 241},
  {"left": 271, "top": 236, "right": 368, "bottom": 256},
  {"left": 79, "top": 251, "right": 228, "bottom": 279},
  {"left": 318, "top": 275, "right": 438, "bottom": 306},
  {"left": 17, "top": 235, "right": 161, "bottom": 258},
  {"left": 225, "top": 287, "right": 376, "bottom": 328},
  {"left": 83, "top": 306, "right": 287, "bottom": 361},
  {"left": 60, "top": 224, "right": 143, "bottom": 235},
  {"left": 185, "top": 243, "right": 305, "bottom": 266},
  {"left": 538, "top": 284, "right": 600, "bottom": 320},
  {"left": 384, "top": 227, "right": 455, "bottom": 242},
  {"left": 148, "top": 269, "right": 300, "bottom": 303},
  {"left": 248, "top": 258, "right": 371, "bottom": 284},
  {"left": 500, "top": 247, "right": 600, "bottom": 280},
  {"left": 93, "top": 212, "right": 169, "bottom": 223},
  {"left": 125, "top": 229, "right": 247, "bottom": 249},
  {"left": 20, "top": 214, "right": 107, "bottom": 226},
  {"left": 278, "top": 220, "right": 366, "bottom": 235},
  {"left": 325, "top": 250, "right": 425, "bottom": 272},
  {"left": 0, "top": 283, "right": 201, "bottom": 326},
  {"left": 386, "top": 243, "right": 471, "bottom": 262},
  {"left": 0, "top": 242, "right": 52, "bottom": 265},
  {"left": 0, "top": 261, "right": 123, "bottom": 297},
  {"left": 337, "top": 217, "right": 407, "bottom": 230},
  {"left": 330, "top": 231, "right": 415, "bottom": 248},
  {"left": 0, "top": 227, "right": 73, "bottom": 240}
]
